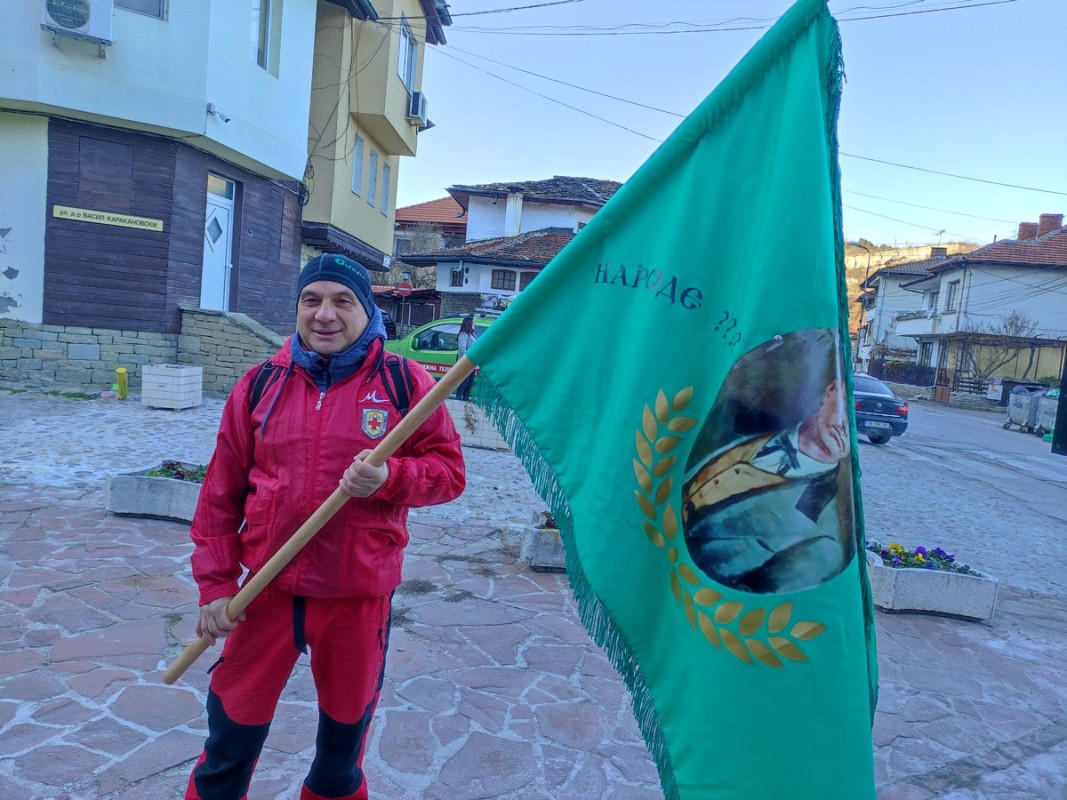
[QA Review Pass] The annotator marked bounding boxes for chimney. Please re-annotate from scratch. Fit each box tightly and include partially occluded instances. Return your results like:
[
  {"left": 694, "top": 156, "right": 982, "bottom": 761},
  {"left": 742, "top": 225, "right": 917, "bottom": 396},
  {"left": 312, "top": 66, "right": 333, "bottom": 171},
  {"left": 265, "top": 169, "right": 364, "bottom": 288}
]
[
  {"left": 930, "top": 246, "right": 948, "bottom": 258},
  {"left": 1018, "top": 222, "right": 1039, "bottom": 241},
  {"left": 1037, "top": 213, "right": 1064, "bottom": 237}
]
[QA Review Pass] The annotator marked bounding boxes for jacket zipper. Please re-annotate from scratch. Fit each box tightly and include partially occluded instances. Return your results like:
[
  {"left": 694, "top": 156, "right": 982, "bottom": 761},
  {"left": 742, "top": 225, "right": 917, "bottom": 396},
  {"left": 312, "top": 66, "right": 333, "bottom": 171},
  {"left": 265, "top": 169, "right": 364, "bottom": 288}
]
[{"left": 315, "top": 390, "right": 325, "bottom": 411}]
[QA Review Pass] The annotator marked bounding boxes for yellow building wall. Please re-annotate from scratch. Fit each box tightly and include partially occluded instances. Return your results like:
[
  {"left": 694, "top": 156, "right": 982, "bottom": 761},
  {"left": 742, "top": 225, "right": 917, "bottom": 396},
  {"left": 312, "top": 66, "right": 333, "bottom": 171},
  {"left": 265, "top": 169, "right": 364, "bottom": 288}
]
[{"left": 305, "top": 0, "right": 426, "bottom": 258}]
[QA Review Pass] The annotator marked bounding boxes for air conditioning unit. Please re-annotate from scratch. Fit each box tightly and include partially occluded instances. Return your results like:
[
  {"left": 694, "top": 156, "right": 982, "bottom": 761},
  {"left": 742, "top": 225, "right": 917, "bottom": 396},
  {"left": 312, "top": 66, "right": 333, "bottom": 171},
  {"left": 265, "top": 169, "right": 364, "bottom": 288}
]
[
  {"left": 407, "top": 91, "right": 429, "bottom": 127},
  {"left": 42, "top": 0, "right": 115, "bottom": 44}
]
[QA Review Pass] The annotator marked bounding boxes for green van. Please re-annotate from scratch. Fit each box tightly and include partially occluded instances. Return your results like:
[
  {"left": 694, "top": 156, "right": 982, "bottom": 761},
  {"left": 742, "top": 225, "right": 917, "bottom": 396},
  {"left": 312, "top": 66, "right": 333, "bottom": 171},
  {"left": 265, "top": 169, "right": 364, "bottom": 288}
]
[{"left": 383, "top": 315, "right": 496, "bottom": 379}]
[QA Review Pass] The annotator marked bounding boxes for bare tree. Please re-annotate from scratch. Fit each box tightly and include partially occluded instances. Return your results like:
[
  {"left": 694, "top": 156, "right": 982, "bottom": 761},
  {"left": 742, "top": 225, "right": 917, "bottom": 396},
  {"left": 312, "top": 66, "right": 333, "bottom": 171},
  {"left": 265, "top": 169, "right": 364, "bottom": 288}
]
[{"left": 956, "top": 310, "right": 1041, "bottom": 381}]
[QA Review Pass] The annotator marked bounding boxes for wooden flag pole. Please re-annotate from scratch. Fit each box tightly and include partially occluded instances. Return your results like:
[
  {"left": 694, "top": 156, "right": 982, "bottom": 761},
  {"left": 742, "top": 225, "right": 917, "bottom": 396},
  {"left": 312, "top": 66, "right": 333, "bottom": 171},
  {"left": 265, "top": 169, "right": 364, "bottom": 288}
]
[{"left": 162, "top": 357, "right": 477, "bottom": 685}]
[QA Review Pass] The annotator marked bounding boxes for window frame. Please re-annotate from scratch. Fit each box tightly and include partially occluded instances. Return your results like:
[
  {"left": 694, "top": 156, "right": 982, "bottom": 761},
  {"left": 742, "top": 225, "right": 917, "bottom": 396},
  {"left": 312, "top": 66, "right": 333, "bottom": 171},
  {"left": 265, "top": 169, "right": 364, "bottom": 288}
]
[
  {"left": 115, "top": 0, "right": 167, "bottom": 19},
  {"left": 398, "top": 16, "right": 418, "bottom": 93},
  {"left": 945, "top": 280, "right": 960, "bottom": 312},
  {"left": 251, "top": 0, "right": 281, "bottom": 74},
  {"left": 491, "top": 269, "right": 517, "bottom": 291},
  {"left": 368, "top": 151, "right": 378, "bottom": 207},
  {"left": 350, "top": 135, "right": 364, "bottom": 196},
  {"left": 380, "top": 162, "right": 391, "bottom": 214}
]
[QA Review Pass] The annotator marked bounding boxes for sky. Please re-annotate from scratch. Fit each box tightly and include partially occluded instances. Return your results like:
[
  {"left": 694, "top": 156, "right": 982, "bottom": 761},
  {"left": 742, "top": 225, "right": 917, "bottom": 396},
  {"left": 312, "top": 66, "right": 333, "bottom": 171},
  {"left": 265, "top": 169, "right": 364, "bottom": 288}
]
[{"left": 394, "top": 0, "right": 1066, "bottom": 249}]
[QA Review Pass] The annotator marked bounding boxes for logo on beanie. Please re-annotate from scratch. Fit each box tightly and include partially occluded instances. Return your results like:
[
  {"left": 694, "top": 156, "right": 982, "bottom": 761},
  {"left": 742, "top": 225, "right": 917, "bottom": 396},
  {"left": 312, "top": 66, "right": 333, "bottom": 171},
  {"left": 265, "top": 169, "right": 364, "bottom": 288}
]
[{"left": 332, "top": 256, "right": 366, "bottom": 282}]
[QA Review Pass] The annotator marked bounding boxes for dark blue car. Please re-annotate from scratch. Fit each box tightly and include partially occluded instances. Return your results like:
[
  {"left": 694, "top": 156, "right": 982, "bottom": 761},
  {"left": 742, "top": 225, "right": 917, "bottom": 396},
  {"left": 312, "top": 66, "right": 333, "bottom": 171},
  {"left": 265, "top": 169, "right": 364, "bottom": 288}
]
[{"left": 853, "top": 374, "right": 909, "bottom": 445}]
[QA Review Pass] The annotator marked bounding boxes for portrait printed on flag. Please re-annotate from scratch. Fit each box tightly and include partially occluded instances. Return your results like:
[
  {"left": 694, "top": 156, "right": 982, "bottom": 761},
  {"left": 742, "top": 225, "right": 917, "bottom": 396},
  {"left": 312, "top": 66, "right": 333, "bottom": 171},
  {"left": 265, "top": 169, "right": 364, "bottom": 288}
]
[{"left": 681, "top": 328, "right": 855, "bottom": 595}]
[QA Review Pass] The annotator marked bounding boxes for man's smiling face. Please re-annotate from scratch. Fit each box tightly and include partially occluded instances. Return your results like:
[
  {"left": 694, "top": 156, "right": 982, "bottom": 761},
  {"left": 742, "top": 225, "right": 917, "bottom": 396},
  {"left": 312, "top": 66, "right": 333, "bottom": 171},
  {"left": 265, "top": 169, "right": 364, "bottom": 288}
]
[{"left": 296, "top": 280, "right": 369, "bottom": 355}]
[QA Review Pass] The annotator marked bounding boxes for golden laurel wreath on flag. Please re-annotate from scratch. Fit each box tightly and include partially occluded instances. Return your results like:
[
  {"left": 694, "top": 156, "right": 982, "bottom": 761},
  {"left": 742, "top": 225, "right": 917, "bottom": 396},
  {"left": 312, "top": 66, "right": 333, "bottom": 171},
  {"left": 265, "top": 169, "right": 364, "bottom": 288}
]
[{"left": 633, "top": 387, "right": 827, "bottom": 668}]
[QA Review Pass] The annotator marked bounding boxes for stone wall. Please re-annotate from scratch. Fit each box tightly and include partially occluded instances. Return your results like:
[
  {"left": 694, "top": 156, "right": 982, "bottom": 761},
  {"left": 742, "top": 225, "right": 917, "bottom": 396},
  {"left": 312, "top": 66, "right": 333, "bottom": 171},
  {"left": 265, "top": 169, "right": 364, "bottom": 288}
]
[
  {"left": 178, "top": 308, "right": 286, "bottom": 395},
  {"left": 0, "top": 308, "right": 285, "bottom": 396},
  {"left": 0, "top": 317, "right": 176, "bottom": 390},
  {"left": 881, "top": 380, "right": 1000, "bottom": 413}
]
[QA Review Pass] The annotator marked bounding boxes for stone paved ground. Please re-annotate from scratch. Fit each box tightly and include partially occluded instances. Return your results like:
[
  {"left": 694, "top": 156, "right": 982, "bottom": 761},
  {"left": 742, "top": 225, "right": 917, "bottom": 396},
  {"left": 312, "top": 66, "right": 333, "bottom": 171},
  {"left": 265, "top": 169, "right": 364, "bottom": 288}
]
[{"left": 0, "top": 388, "right": 1065, "bottom": 799}]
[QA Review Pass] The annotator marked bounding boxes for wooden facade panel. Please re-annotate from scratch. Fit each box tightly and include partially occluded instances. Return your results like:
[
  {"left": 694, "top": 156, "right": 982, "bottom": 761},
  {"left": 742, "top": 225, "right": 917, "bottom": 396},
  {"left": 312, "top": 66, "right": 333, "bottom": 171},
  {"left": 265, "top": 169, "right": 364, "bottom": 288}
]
[{"left": 44, "top": 119, "right": 301, "bottom": 336}]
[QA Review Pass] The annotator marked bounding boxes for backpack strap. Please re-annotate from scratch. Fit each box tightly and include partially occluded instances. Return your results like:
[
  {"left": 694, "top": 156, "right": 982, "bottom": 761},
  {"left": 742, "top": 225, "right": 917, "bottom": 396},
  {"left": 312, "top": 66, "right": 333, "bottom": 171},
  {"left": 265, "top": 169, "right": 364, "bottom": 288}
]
[
  {"left": 247, "top": 360, "right": 282, "bottom": 413},
  {"left": 380, "top": 354, "right": 415, "bottom": 417}
]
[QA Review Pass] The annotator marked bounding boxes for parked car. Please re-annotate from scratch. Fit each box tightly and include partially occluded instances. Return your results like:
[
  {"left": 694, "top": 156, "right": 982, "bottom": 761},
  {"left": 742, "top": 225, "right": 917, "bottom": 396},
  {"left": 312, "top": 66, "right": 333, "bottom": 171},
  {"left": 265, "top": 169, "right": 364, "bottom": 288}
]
[
  {"left": 384, "top": 314, "right": 496, "bottom": 378},
  {"left": 381, "top": 311, "right": 397, "bottom": 340},
  {"left": 853, "top": 374, "right": 909, "bottom": 445}
]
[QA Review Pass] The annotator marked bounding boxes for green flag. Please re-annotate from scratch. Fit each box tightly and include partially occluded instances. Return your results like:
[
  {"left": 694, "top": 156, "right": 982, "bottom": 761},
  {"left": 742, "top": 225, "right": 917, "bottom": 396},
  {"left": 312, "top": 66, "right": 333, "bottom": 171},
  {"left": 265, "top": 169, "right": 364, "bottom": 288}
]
[{"left": 467, "top": 0, "right": 877, "bottom": 797}]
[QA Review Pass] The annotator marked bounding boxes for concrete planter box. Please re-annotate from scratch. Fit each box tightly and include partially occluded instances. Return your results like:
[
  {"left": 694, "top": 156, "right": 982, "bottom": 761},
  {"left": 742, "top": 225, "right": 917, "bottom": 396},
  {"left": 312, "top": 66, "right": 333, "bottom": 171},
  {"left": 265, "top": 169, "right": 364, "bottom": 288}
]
[
  {"left": 444, "top": 399, "right": 509, "bottom": 451},
  {"left": 520, "top": 526, "right": 567, "bottom": 572},
  {"left": 105, "top": 463, "right": 201, "bottom": 523},
  {"left": 142, "top": 364, "right": 203, "bottom": 410},
  {"left": 865, "top": 551, "right": 998, "bottom": 622}
]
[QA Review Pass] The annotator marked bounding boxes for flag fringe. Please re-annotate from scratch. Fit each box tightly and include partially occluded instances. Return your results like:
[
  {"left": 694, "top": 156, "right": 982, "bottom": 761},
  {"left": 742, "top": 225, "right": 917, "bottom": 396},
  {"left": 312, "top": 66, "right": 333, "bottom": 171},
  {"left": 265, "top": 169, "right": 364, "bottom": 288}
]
[
  {"left": 472, "top": 378, "right": 681, "bottom": 800},
  {"left": 825, "top": 21, "right": 882, "bottom": 722}
]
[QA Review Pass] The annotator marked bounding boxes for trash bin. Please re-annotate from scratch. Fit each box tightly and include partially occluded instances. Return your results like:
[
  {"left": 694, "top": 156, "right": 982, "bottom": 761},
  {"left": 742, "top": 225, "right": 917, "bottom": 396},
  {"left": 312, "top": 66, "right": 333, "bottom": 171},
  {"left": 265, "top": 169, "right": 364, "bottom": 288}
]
[
  {"left": 988, "top": 377, "right": 1047, "bottom": 407},
  {"left": 1002, "top": 386, "right": 1044, "bottom": 432},
  {"left": 1035, "top": 390, "right": 1060, "bottom": 434}
]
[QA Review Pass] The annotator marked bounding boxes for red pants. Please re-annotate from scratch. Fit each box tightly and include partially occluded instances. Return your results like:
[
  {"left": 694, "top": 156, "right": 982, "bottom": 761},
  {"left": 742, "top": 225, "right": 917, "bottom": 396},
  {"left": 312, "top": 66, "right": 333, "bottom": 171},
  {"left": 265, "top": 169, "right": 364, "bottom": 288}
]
[{"left": 185, "top": 585, "right": 392, "bottom": 800}]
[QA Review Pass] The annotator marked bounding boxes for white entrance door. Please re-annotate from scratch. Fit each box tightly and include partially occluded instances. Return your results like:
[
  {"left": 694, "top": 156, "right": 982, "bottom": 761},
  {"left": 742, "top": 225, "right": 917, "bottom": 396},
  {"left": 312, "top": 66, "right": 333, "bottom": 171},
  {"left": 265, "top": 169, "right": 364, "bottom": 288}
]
[{"left": 201, "top": 176, "right": 235, "bottom": 310}]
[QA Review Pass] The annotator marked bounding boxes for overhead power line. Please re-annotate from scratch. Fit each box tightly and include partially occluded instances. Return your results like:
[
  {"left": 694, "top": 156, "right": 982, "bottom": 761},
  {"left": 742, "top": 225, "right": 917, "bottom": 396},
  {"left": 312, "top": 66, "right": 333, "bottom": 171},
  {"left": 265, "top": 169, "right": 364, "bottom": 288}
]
[
  {"left": 433, "top": 48, "right": 662, "bottom": 142},
  {"left": 841, "top": 153, "right": 1067, "bottom": 196},
  {"left": 449, "top": 0, "right": 1018, "bottom": 35},
  {"left": 428, "top": 41, "right": 1061, "bottom": 203}
]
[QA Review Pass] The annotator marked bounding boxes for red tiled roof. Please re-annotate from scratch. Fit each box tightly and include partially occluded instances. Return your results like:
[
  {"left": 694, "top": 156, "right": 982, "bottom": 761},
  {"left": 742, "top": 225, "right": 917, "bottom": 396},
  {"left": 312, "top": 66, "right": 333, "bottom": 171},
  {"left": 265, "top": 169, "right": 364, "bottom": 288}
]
[
  {"left": 403, "top": 228, "right": 575, "bottom": 266},
  {"left": 942, "top": 225, "right": 1067, "bottom": 269},
  {"left": 395, "top": 197, "right": 464, "bottom": 226}
]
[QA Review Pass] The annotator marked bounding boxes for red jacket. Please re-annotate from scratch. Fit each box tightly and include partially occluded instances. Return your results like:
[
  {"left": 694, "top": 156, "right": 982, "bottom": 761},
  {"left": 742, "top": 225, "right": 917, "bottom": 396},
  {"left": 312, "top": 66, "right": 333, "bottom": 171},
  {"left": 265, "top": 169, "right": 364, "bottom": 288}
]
[{"left": 190, "top": 338, "right": 465, "bottom": 604}]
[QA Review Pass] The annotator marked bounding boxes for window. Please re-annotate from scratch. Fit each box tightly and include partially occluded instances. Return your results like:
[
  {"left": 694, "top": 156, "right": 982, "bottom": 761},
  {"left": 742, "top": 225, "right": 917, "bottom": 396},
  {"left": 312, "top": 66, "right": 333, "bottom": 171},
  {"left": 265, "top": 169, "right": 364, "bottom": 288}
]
[
  {"left": 929, "top": 291, "right": 939, "bottom": 312},
  {"left": 116, "top": 0, "right": 167, "bottom": 18},
  {"left": 945, "top": 280, "right": 960, "bottom": 312},
  {"left": 520, "top": 271, "right": 537, "bottom": 290},
  {"left": 414, "top": 324, "right": 459, "bottom": 352},
  {"left": 450, "top": 266, "right": 464, "bottom": 287},
  {"left": 207, "top": 174, "right": 235, "bottom": 200},
  {"left": 380, "top": 163, "right": 391, "bottom": 214},
  {"left": 350, "top": 135, "right": 364, "bottom": 196},
  {"left": 367, "top": 151, "right": 378, "bottom": 207},
  {"left": 398, "top": 16, "right": 418, "bottom": 93},
  {"left": 251, "top": 0, "right": 280, "bottom": 74},
  {"left": 919, "top": 342, "right": 933, "bottom": 367},
  {"left": 491, "top": 270, "right": 516, "bottom": 291}
]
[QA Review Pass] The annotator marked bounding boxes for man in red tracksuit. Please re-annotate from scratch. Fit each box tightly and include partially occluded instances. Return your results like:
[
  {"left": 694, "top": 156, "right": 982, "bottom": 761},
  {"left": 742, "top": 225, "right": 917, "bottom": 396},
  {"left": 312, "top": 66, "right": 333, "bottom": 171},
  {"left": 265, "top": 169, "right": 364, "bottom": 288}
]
[{"left": 185, "top": 253, "right": 465, "bottom": 799}]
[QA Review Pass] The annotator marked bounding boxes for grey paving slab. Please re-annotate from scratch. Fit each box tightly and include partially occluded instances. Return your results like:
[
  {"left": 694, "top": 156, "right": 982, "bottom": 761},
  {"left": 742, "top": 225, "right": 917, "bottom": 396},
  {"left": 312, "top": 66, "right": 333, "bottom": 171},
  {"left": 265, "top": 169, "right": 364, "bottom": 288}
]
[{"left": 0, "top": 387, "right": 1064, "bottom": 799}]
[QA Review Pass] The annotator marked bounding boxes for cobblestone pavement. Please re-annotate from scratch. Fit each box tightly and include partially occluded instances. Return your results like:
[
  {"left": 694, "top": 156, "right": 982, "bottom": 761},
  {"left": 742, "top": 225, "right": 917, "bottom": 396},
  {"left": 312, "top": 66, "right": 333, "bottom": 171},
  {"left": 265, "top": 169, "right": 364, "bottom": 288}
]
[{"left": 0, "top": 387, "right": 1065, "bottom": 799}]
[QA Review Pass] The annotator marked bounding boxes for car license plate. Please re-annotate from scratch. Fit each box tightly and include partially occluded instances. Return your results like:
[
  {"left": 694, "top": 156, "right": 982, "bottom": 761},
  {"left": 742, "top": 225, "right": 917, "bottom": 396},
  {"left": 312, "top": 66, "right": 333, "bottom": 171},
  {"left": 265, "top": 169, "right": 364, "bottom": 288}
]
[{"left": 864, "top": 421, "right": 892, "bottom": 429}]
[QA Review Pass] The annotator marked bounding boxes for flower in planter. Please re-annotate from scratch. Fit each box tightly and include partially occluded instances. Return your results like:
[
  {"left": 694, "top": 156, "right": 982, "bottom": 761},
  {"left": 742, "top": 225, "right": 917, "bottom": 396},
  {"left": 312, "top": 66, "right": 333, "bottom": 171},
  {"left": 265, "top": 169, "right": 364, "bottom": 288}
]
[
  {"left": 865, "top": 540, "right": 978, "bottom": 576},
  {"left": 145, "top": 460, "right": 208, "bottom": 483},
  {"left": 536, "top": 510, "right": 557, "bottom": 530}
]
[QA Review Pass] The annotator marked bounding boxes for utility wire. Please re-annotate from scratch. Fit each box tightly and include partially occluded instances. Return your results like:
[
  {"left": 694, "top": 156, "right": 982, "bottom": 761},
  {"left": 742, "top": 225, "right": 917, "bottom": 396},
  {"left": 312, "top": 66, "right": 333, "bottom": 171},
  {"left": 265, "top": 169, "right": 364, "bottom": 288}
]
[
  {"left": 433, "top": 48, "right": 663, "bottom": 142},
  {"left": 374, "top": 0, "right": 586, "bottom": 22},
  {"left": 443, "top": 44, "right": 686, "bottom": 117},
  {"left": 843, "top": 203, "right": 984, "bottom": 242},
  {"left": 427, "top": 41, "right": 1060, "bottom": 205},
  {"left": 450, "top": 0, "right": 1017, "bottom": 35},
  {"left": 842, "top": 153, "right": 1067, "bottom": 196},
  {"left": 843, "top": 190, "right": 1019, "bottom": 224}
]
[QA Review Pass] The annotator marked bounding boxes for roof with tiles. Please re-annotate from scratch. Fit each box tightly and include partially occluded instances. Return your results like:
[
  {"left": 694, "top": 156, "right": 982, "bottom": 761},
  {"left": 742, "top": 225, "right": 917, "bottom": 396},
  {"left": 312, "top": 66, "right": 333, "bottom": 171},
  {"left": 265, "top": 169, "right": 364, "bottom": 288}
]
[
  {"left": 447, "top": 176, "right": 622, "bottom": 209},
  {"left": 395, "top": 197, "right": 465, "bottom": 226},
  {"left": 864, "top": 248, "right": 954, "bottom": 287},
  {"left": 929, "top": 224, "right": 1067, "bottom": 271},
  {"left": 402, "top": 228, "right": 575, "bottom": 266}
]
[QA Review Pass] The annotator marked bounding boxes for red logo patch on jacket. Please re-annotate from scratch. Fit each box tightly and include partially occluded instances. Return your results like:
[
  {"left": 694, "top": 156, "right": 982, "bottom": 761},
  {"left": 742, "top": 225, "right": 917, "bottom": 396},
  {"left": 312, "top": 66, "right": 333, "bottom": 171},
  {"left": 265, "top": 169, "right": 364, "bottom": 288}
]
[{"left": 362, "top": 408, "right": 388, "bottom": 439}]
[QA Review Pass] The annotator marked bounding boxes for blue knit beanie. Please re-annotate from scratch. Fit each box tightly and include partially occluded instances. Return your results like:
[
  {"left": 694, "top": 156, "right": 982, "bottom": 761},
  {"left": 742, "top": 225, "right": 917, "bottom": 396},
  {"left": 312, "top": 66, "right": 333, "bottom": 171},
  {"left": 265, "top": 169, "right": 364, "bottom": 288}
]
[{"left": 297, "top": 254, "right": 375, "bottom": 317}]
